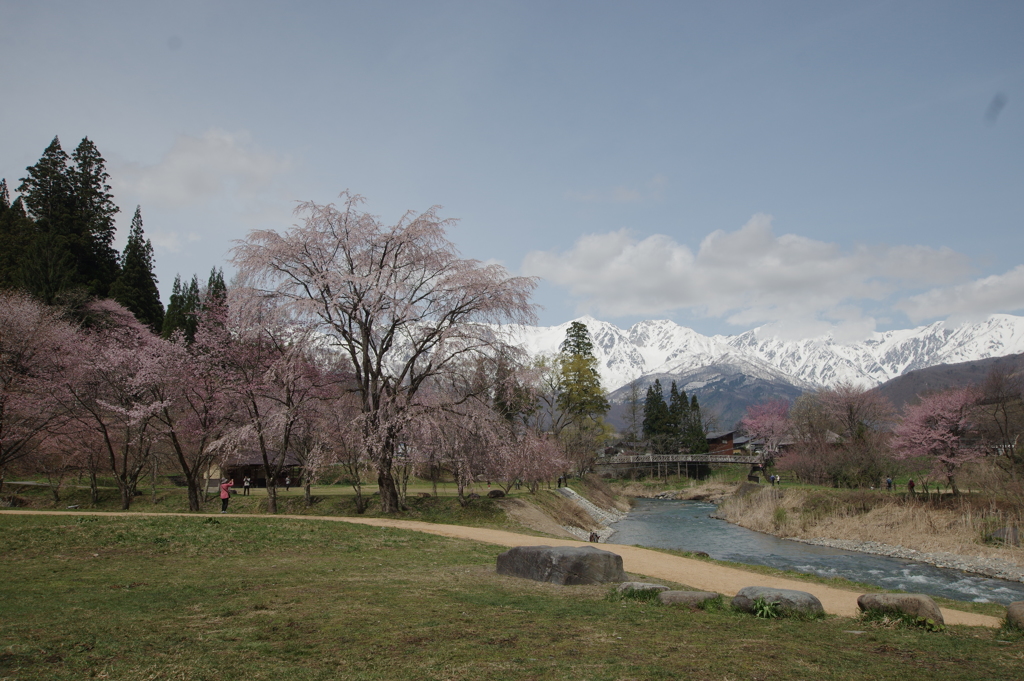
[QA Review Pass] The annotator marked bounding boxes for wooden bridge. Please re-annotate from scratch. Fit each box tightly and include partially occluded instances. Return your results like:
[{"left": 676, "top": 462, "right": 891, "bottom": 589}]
[
  {"left": 593, "top": 452, "right": 763, "bottom": 477},
  {"left": 597, "top": 453, "right": 762, "bottom": 466}
]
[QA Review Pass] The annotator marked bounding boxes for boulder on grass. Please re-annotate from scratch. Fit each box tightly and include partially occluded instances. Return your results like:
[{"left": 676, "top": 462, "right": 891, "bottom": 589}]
[
  {"left": 1006, "top": 601, "right": 1024, "bottom": 629},
  {"left": 487, "top": 489, "right": 506, "bottom": 498},
  {"left": 732, "top": 586, "right": 824, "bottom": 617},
  {"left": 496, "top": 545, "right": 627, "bottom": 585},
  {"left": 857, "top": 593, "right": 944, "bottom": 625},
  {"left": 617, "top": 582, "right": 669, "bottom": 594},
  {"left": 659, "top": 590, "right": 720, "bottom": 607}
]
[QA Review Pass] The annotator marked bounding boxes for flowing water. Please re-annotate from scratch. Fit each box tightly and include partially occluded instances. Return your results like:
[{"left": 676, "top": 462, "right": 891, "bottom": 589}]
[{"left": 608, "top": 498, "right": 1024, "bottom": 605}]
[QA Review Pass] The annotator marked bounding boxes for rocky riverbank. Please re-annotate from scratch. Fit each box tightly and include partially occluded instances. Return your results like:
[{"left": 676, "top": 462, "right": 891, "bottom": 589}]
[{"left": 792, "top": 537, "right": 1024, "bottom": 583}]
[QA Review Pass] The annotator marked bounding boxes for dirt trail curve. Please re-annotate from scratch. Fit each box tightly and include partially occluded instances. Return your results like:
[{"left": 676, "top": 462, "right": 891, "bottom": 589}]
[{"left": 1, "top": 509, "right": 1001, "bottom": 627}]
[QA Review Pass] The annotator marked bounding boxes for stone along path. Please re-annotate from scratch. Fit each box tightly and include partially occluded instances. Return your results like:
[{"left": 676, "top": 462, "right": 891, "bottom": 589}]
[{"left": 0, "top": 509, "right": 1002, "bottom": 627}]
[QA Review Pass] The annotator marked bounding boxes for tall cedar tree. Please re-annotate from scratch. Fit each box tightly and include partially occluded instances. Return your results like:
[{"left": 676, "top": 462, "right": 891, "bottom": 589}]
[
  {"left": 70, "top": 138, "right": 120, "bottom": 295},
  {"left": 161, "top": 274, "right": 201, "bottom": 342},
  {"left": 17, "top": 137, "right": 120, "bottom": 299},
  {"left": 685, "top": 393, "right": 709, "bottom": 453},
  {"left": 110, "top": 207, "right": 164, "bottom": 332},
  {"left": 642, "top": 379, "right": 670, "bottom": 441},
  {"left": 668, "top": 381, "right": 688, "bottom": 437},
  {"left": 0, "top": 181, "right": 37, "bottom": 290},
  {"left": 556, "top": 321, "right": 609, "bottom": 422}
]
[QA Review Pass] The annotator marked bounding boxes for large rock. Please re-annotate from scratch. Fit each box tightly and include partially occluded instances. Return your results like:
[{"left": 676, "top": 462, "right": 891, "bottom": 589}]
[
  {"left": 732, "top": 586, "right": 824, "bottom": 617},
  {"left": 857, "top": 593, "right": 944, "bottom": 625},
  {"left": 617, "top": 582, "right": 669, "bottom": 594},
  {"left": 496, "top": 545, "right": 627, "bottom": 585},
  {"left": 659, "top": 590, "right": 721, "bottom": 607},
  {"left": 1004, "top": 601, "right": 1024, "bottom": 629}
]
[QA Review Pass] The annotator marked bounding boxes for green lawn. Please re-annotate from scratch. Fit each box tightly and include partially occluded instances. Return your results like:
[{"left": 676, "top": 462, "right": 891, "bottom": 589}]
[{"left": 1, "top": 513, "right": 1021, "bottom": 681}]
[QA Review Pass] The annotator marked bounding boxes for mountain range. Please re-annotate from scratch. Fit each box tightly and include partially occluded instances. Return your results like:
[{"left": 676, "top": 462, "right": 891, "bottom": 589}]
[{"left": 507, "top": 314, "right": 1024, "bottom": 430}]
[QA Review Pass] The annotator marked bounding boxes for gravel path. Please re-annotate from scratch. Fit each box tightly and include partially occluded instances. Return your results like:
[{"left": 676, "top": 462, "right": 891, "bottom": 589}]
[{"left": 0, "top": 509, "right": 1003, "bottom": 628}]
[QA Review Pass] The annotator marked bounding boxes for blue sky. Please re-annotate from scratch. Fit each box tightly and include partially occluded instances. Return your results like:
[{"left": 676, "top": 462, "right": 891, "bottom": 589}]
[{"left": 2, "top": 0, "right": 1022, "bottom": 339}]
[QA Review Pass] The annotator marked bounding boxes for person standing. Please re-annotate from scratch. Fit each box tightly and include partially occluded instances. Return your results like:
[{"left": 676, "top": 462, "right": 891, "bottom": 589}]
[
  {"left": 243, "top": 476, "right": 251, "bottom": 496},
  {"left": 908, "top": 479, "right": 916, "bottom": 495},
  {"left": 220, "top": 478, "right": 234, "bottom": 513},
  {"left": 285, "top": 475, "right": 291, "bottom": 492}
]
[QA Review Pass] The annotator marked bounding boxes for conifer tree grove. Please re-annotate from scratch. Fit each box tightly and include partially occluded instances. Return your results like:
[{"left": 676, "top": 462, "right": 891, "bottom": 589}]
[
  {"left": 161, "top": 275, "right": 202, "bottom": 343},
  {"left": 13, "top": 136, "right": 122, "bottom": 300},
  {"left": 110, "top": 207, "right": 164, "bottom": 332}
]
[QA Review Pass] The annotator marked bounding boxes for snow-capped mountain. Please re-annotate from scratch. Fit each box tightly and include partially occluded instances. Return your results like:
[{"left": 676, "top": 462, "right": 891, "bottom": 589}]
[{"left": 507, "top": 314, "right": 1024, "bottom": 395}]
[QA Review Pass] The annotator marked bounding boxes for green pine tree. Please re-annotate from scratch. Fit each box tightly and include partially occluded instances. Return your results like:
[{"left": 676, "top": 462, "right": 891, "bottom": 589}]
[
  {"left": 70, "top": 137, "right": 120, "bottom": 296},
  {"left": 668, "top": 381, "right": 689, "bottom": 438},
  {"left": 204, "top": 267, "right": 227, "bottom": 308},
  {"left": 642, "top": 380, "right": 670, "bottom": 440},
  {"left": 17, "top": 136, "right": 122, "bottom": 298},
  {"left": 162, "top": 274, "right": 202, "bottom": 342},
  {"left": 0, "top": 181, "right": 36, "bottom": 291},
  {"left": 684, "top": 394, "right": 708, "bottom": 453},
  {"left": 556, "top": 321, "right": 609, "bottom": 422},
  {"left": 110, "top": 206, "right": 164, "bottom": 332}
]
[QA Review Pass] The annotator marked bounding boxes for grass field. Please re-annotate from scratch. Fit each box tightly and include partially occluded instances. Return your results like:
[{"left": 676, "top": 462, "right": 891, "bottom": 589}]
[{"left": 2, "top": 513, "right": 1022, "bottom": 681}]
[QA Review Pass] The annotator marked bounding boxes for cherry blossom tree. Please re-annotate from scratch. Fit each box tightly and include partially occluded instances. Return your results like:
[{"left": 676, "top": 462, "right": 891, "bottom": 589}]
[
  {"left": 740, "top": 399, "right": 791, "bottom": 466},
  {"left": 58, "top": 300, "right": 165, "bottom": 510},
  {"left": 0, "top": 290, "right": 77, "bottom": 491},
  {"left": 145, "top": 310, "right": 239, "bottom": 512},
  {"left": 213, "top": 292, "right": 342, "bottom": 514},
  {"left": 231, "top": 192, "right": 537, "bottom": 513},
  {"left": 892, "top": 386, "right": 985, "bottom": 495}
]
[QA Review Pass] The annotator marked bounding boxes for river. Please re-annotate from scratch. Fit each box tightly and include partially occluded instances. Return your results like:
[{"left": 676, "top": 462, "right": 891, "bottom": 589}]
[{"left": 608, "top": 498, "right": 1024, "bottom": 605}]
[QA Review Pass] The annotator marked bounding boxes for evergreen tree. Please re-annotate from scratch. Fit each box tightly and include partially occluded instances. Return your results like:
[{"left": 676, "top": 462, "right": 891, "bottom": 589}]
[
  {"left": 0, "top": 181, "right": 35, "bottom": 290},
  {"left": 642, "top": 379, "right": 670, "bottom": 441},
  {"left": 684, "top": 394, "right": 708, "bottom": 453},
  {"left": 17, "top": 136, "right": 121, "bottom": 298},
  {"left": 668, "top": 380, "right": 689, "bottom": 438},
  {"left": 70, "top": 137, "right": 120, "bottom": 295},
  {"left": 204, "top": 267, "right": 227, "bottom": 308},
  {"left": 110, "top": 206, "right": 164, "bottom": 332},
  {"left": 556, "top": 321, "right": 609, "bottom": 422},
  {"left": 162, "top": 274, "right": 201, "bottom": 342}
]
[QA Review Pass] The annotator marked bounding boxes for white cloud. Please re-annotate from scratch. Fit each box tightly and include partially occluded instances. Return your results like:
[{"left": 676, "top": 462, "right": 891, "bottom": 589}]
[
  {"left": 112, "top": 129, "right": 291, "bottom": 210},
  {"left": 896, "top": 264, "right": 1024, "bottom": 323},
  {"left": 521, "top": 214, "right": 974, "bottom": 338}
]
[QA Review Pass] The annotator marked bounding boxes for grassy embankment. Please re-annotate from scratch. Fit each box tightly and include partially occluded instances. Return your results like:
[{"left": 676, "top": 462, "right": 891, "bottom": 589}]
[{"left": 3, "top": 512, "right": 1023, "bottom": 681}]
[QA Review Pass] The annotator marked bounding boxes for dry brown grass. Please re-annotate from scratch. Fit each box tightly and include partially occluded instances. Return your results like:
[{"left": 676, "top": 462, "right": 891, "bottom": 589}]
[{"left": 717, "top": 486, "right": 1024, "bottom": 567}]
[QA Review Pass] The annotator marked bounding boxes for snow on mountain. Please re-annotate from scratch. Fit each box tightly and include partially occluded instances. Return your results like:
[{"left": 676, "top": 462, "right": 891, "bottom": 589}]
[{"left": 507, "top": 314, "right": 1024, "bottom": 395}]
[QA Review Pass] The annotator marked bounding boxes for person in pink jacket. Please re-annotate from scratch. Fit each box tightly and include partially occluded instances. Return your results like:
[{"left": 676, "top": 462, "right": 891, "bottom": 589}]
[{"left": 220, "top": 478, "right": 234, "bottom": 513}]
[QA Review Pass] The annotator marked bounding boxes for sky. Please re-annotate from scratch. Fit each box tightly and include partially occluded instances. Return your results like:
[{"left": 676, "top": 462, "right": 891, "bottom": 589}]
[{"left": 2, "top": 0, "right": 1022, "bottom": 341}]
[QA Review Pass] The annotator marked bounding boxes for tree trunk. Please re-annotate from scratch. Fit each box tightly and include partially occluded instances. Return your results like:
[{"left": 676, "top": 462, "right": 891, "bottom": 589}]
[
  {"left": 304, "top": 481, "right": 312, "bottom": 507},
  {"left": 186, "top": 479, "right": 202, "bottom": 512},
  {"left": 89, "top": 469, "right": 99, "bottom": 505},
  {"left": 377, "top": 468, "right": 400, "bottom": 513},
  {"left": 267, "top": 483, "right": 278, "bottom": 514}
]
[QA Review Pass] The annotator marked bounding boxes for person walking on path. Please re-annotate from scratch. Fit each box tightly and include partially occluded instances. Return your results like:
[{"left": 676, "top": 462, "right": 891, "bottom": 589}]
[
  {"left": 243, "top": 476, "right": 251, "bottom": 496},
  {"left": 220, "top": 478, "right": 234, "bottom": 513}
]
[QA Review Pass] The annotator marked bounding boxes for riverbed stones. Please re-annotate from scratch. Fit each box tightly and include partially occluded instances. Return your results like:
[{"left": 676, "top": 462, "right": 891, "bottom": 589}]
[
  {"left": 495, "top": 545, "right": 627, "bottom": 585},
  {"left": 659, "top": 590, "right": 720, "bottom": 607},
  {"left": 1004, "top": 601, "right": 1024, "bottom": 629},
  {"left": 732, "top": 586, "right": 824, "bottom": 617},
  {"left": 617, "top": 582, "right": 669, "bottom": 594},
  {"left": 856, "top": 593, "right": 944, "bottom": 625}
]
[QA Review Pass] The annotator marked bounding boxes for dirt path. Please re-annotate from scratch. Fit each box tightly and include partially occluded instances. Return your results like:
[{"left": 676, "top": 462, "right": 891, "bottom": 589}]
[{"left": 1, "top": 509, "right": 1002, "bottom": 627}]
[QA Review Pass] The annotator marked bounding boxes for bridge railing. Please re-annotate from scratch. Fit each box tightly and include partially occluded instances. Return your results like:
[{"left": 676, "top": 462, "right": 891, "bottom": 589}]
[{"left": 597, "top": 454, "right": 762, "bottom": 465}]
